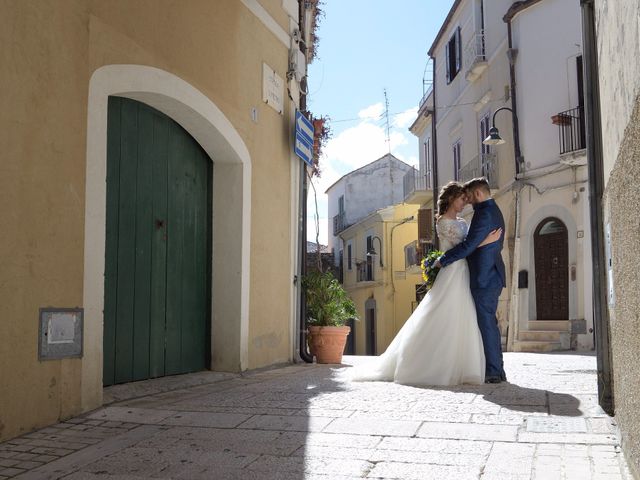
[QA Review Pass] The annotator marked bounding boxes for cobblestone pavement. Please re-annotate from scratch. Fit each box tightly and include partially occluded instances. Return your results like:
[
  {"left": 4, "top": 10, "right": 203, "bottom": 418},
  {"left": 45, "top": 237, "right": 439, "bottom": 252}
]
[{"left": 0, "top": 352, "right": 634, "bottom": 479}]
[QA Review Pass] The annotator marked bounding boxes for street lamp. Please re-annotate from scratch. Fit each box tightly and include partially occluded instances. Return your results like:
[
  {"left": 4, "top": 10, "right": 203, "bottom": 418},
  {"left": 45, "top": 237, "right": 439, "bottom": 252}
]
[
  {"left": 482, "top": 106, "right": 522, "bottom": 175},
  {"left": 366, "top": 235, "right": 383, "bottom": 267}
]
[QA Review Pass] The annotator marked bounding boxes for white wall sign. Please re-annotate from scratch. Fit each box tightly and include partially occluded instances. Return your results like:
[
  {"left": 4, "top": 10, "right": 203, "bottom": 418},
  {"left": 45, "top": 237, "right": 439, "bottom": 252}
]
[{"left": 263, "top": 63, "right": 284, "bottom": 114}]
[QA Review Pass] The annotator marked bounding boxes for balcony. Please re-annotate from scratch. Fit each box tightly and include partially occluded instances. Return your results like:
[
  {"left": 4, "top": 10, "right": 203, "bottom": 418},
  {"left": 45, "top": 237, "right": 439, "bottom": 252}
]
[
  {"left": 332, "top": 211, "right": 347, "bottom": 236},
  {"left": 457, "top": 152, "right": 498, "bottom": 189},
  {"left": 554, "top": 106, "right": 587, "bottom": 165},
  {"left": 403, "top": 167, "right": 433, "bottom": 204},
  {"left": 356, "top": 261, "right": 373, "bottom": 282},
  {"left": 464, "top": 30, "right": 488, "bottom": 82}
]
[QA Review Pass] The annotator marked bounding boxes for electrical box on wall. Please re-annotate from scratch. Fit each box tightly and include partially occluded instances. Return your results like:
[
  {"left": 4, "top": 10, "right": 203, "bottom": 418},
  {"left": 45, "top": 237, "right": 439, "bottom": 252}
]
[
  {"left": 518, "top": 270, "right": 528, "bottom": 289},
  {"left": 38, "top": 308, "right": 83, "bottom": 360}
]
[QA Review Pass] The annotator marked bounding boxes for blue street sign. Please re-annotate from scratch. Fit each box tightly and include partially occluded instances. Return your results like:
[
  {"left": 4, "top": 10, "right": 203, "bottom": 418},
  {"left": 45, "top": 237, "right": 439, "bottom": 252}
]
[
  {"left": 295, "top": 110, "right": 314, "bottom": 145},
  {"left": 295, "top": 110, "right": 315, "bottom": 166},
  {"left": 295, "top": 136, "right": 313, "bottom": 166}
]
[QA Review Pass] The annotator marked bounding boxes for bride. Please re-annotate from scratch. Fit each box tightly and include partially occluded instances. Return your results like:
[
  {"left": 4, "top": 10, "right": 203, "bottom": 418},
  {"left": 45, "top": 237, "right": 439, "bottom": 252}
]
[{"left": 348, "top": 182, "right": 501, "bottom": 386}]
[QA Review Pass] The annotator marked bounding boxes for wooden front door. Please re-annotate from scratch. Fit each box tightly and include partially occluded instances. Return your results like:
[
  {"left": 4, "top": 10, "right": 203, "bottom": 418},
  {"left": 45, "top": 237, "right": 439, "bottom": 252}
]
[
  {"left": 103, "top": 97, "right": 211, "bottom": 386},
  {"left": 365, "top": 299, "right": 376, "bottom": 356},
  {"left": 534, "top": 217, "right": 568, "bottom": 320}
]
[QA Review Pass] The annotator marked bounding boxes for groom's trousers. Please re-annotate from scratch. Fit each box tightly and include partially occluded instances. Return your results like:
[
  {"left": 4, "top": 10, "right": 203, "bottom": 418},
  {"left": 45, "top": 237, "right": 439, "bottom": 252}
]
[{"left": 471, "top": 287, "right": 505, "bottom": 378}]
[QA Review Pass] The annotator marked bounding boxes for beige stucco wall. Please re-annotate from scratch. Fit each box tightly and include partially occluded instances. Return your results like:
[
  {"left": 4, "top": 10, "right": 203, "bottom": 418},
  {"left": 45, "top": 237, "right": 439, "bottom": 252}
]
[{"left": 0, "top": 0, "right": 297, "bottom": 441}]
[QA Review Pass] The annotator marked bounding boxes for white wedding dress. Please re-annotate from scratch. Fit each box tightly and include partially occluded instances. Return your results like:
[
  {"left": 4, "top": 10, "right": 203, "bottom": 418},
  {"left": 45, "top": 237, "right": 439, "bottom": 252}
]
[{"left": 349, "top": 217, "right": 485, "bottom": 386}]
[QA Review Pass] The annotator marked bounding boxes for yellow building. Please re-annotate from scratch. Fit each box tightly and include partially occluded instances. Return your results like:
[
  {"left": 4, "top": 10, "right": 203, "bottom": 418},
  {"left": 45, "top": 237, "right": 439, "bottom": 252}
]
[
  {"left": 0, "top": 0, "right": 316, "bottom": 441},
  {"left": 340, "top": 203, "right": 424, "bottom": 355}
]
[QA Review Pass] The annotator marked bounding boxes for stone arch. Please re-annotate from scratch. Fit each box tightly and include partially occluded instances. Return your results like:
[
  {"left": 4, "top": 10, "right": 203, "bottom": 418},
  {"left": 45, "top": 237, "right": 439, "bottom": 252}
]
[
  {"left": 82, "top": 65, "right": 251, "bottom": 409},
  {"left": 520, "top": 204, "right": 578, "bottom": 324}
]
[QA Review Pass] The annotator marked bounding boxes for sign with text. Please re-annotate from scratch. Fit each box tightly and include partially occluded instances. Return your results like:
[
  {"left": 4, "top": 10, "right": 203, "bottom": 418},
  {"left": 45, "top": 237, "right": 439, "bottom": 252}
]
[{"left": 262, "top": 63, "right": 284, "bottom": 114}]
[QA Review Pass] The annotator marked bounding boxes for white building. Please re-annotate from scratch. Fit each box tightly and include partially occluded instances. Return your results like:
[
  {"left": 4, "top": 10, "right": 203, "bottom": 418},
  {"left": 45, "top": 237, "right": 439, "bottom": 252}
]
[
  {"left": 409, "top": 0, "right": 592, "bottom": 351},
  {"left": 326, "top": 153, "right": 413, "bottom": 267},
  {"left": 507, "top": 0, "right": 593, "bottom": 351}
]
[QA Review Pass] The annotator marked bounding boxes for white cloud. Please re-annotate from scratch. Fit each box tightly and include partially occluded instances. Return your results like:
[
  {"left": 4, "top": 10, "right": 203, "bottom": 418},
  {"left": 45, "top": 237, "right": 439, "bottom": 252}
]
[
  {"left": 392, "top": 106, "right": 419, "bottom": 129},
  {"left": 306, "top": 102, "right": 420, "bottom": 243},
  {"left": 358, "top": 102, "right": 384, "bottom": 120}
]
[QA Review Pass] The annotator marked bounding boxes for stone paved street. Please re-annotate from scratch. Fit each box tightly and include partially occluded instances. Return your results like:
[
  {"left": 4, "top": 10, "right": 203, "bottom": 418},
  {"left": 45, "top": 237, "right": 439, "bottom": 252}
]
[{"left": 0, "top": 352, "right": 634, "bottom": 479}]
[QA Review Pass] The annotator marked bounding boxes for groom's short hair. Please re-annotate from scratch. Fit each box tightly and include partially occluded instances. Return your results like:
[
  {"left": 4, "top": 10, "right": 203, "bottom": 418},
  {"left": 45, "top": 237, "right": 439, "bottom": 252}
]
[{"left": 464, "top": 177, "right": 491, "bottom": 195}]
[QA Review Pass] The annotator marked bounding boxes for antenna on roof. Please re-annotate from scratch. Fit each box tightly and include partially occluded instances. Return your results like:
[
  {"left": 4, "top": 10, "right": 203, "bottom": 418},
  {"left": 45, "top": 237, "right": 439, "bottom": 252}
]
[{"left": 384, "top": 88, "right": 391, "bottom": 155}]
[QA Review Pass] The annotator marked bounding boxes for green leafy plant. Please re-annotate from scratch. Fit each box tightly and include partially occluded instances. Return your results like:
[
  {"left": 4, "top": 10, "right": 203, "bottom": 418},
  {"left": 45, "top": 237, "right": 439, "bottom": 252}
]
[
  {"left": 421, "top": 249, "right": 444, "bottom": 290},
  {"left": 302, "top": 271, "right": 358, "bottom": 327}
]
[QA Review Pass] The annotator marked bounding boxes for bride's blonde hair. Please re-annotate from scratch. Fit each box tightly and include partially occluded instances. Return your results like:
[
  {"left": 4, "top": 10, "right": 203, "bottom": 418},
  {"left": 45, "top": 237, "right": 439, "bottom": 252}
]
[{"left": 436, "top": 181, "right": 465, "bottom": 218}]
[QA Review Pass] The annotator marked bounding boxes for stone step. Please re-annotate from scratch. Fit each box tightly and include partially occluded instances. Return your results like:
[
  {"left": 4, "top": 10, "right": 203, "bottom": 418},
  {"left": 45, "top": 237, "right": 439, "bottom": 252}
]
[
  {"left": 527, "top": 320, "right": 571, "bottom": 332},
  {"left": 519, "top": 330, "right": 563, "bottom": 342},
  {"left": 512, "top": 340, "right": 567, "bottom": 353}
]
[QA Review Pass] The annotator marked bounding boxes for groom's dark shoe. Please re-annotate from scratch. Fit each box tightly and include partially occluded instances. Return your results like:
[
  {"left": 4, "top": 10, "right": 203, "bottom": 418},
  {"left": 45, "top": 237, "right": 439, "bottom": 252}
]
[
  {"left": 501, "top": 372, "right": 507, "bottom": 382},
  {"left": 485, "top": 376, "right": 502, "bottom": 384}
]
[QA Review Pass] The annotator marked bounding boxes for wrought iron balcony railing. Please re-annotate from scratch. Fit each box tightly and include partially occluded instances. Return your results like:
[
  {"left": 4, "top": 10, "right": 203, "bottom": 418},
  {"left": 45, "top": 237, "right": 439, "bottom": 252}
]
[
  {"left": 332, "top": 211, "right": 347, "bottom": 236},
  {"left": 464, "top": 30, "right": 487, "bottom": 79},
  {"left": 457, "top": 152, "right": 498, "bottom": 189},
  {"left": 403, "top": 167, "right": 432, "bottom": 202},
  {"left": 356, "top": 261, "right": 373, "bottom": 282},
  {"left": 554, "top": 106, "right": 586, "bottom": 155}
]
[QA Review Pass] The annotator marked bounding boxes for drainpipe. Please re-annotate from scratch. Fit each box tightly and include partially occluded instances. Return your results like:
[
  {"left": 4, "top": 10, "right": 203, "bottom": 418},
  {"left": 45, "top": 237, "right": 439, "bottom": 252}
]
[
  {"left": 430, "top": 55, "right": 440, "bottom": 250},
  {"left": 580, "top": 0, "right": 613, "bottom": 415},
  {"left": 503, "top": 14, "right": 524, "bottom": 352},
  {"left": 297, "top": 0, "right": 313, "bottom": 363}
]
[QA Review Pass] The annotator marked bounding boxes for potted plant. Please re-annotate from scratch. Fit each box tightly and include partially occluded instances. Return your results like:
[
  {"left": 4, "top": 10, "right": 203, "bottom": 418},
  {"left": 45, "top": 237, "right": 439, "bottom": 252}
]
[{"left": 303, "top": 271, "right": 357, "bottom": 364}]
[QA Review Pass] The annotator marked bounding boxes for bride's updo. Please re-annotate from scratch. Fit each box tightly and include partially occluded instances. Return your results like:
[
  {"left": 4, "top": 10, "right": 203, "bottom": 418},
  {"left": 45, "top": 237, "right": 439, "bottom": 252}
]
[{"left": 437, "top": 181, "right": 465, "bottom": 218}]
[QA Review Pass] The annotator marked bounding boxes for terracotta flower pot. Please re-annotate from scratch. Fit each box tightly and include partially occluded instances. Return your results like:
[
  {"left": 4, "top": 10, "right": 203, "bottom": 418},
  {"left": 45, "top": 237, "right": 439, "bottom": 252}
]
[{"left": 307, "top": 326, "right": 351, "bottom": 364}]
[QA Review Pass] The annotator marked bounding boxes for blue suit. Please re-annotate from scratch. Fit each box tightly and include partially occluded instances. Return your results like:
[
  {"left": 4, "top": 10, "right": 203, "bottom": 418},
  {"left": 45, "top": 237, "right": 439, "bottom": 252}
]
[{"left": 440, "top": 198, "right": 506, "bottom": 379}]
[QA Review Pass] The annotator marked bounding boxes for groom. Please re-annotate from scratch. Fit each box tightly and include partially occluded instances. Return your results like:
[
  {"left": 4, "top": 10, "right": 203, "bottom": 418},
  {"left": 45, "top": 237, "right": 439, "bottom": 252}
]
[{"left": 436, "top": 178, "right": 507, "bottom": 383}]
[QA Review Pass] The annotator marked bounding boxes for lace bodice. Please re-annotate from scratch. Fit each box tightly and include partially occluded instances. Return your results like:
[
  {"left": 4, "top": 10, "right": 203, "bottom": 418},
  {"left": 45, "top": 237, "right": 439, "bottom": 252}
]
[{"left": 436, "top": 217, "right": 468, "bottom": 251}]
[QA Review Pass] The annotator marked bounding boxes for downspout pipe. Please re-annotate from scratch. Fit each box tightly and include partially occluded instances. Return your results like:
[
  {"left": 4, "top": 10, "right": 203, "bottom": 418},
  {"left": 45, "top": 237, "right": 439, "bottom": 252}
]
[
  {"left": 503, "top": 13, "right": 525, "bottom": 352},
  {"left": 580, "top": 0, "right": 613, "bottom": 414},
  {"left": 298, "top": 0, "right": 313, "bottom": 363},
  {"left": 505, "top": 19, "right": 523, "bottom": 175},
  {"left": 430, "top": 55, "right": 440, "bottom": 250}
]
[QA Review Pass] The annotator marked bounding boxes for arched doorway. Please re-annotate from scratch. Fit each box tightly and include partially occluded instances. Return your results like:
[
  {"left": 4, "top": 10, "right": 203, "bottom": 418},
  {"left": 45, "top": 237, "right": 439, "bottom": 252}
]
[
  {"left": 534, "top": 217, "right": 569, "bottom": 320},
  {"left": 103, "top": 97, "right": 211, "bottom": 386},
  {"left": 365, "top": 297, "right": 377, "bottom": 355},
  {"left": 83, "top": 65, "right": 252, "bottom": 407}
]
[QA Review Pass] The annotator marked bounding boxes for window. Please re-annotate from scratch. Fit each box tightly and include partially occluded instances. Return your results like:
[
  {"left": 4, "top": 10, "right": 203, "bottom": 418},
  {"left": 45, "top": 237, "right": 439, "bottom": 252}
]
[
  {"left": 453, "top": 140, "right": 462, "bottom": 181},
  {"left": 347, "top": 242, "right": 352, "bottom": 270},
  {"left": 480, "top": 114, "right": 491, "bottom": 155},
  {"left": 446, "top": 27, "right": 462, "bottom": 83},
  {"left": 423, "top": 138, "right": 432, "bottom": 189},
  {"left": 338, "top": 195, "right": 345, "bottom": 214},
  {"left": 405, "top": 241, "right": 419, "bottom": 268}
]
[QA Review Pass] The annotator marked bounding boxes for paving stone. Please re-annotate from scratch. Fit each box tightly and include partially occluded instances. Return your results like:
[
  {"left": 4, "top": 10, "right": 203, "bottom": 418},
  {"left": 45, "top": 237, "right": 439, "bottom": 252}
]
[
  {"left": 367, "top": 461, "right": 481, "bottom": 480},
  {"left": 245, "top": 454, "right": 372, "bottom": 477},
  {"left": 237, "top": 414, "right": 334, "bottom": 432},
  {"left": 377, "top": 437, "right": 492, "bottom": 455},
  {"left": 322, "top": 417, "right": 421, "bottom": 437},
  {"left": 161, "top": 411, "right": 251, "bottom": 428},
  {"left": 0, "top": 468, "right": 25, "bottom": 477},
  {"left": 416, "top": 421, "right": 518, "bottom": 442},
  {"left": 87, "top": 407, "right": 176, "bottom": 424},
  {"left": 526, "top": 416, "right": 588, "bottom": 433},
  {"left": 518, "top": 431, "right": 618, "bottom": 444}
]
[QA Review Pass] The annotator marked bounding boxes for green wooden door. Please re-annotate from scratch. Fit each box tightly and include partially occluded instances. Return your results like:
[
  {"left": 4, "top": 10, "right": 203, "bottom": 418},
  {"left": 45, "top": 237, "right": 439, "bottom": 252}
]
[{"left": 104, "top": 96, "right": 211, "bottom": 387}]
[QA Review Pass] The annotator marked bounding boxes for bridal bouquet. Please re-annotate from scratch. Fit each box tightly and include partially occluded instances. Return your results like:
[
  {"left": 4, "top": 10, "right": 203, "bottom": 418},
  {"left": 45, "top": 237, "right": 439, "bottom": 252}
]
[{"left": 421, "top": 249, "right": 444, "bottom": 290}]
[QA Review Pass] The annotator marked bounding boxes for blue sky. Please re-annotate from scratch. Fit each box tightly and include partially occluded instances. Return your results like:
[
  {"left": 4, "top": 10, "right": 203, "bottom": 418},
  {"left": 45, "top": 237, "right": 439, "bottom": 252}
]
[{"left": 306, "top": 0, "right": 454, "bottom": 245}]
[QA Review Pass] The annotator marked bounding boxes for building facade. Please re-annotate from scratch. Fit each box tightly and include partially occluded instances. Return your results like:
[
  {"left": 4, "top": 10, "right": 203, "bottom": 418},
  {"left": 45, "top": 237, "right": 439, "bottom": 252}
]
[
  {"left": 340, "top": 204, "right": 422, "bottom": 355},
  {"left": 326, "top": 154, "right": 413, "bottom": 267},
  {"left": 0, "top": 0, "right": 313, "bottom": 442},
  {"left": 410, "top": 0, "right": 592, "bottom": 352}
]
